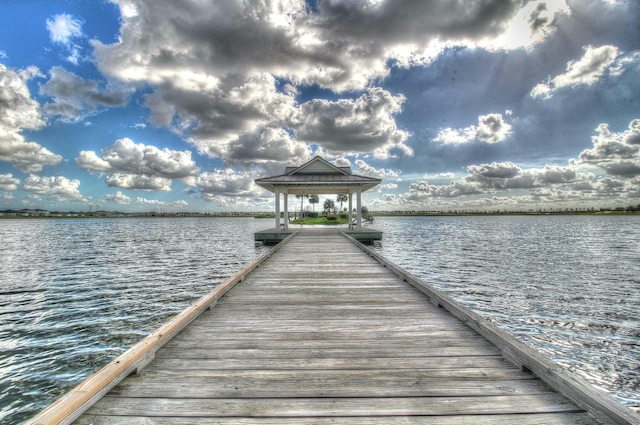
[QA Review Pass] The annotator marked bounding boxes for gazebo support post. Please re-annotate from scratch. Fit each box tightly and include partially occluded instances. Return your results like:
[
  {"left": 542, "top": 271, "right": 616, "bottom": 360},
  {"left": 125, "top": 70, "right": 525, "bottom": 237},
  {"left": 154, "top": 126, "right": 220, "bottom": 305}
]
[
  {"left": 283, "top": 193, "right": 288, "bottom": 229},
  {"left": 348, "top": 193, "right": 353, "bottom": 229},
  {"left": 356, "top": 189, "right": 362, "bottom": 231},
  {"left": 274, "top": 188, "right": 280, "bottom": 231}
]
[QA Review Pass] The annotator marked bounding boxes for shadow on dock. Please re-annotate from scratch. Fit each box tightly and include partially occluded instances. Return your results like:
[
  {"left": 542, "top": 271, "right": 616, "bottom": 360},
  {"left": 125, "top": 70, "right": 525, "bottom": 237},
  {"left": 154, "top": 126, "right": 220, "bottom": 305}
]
[{"left": 254, "top": 226, "right": 383, "bottom": 245}]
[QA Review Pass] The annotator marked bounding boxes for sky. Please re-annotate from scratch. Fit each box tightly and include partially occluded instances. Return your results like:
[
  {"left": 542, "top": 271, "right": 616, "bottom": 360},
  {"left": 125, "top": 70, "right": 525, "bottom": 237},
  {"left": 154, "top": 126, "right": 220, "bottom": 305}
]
[{"left": 1, "top": 0, "right": 639, "bottom": 213}]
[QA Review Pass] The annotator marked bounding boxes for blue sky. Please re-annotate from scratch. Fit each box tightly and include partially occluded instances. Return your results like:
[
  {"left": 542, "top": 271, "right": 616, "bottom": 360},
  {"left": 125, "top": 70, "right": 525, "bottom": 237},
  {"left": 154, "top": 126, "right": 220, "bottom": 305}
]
[{"left": 1, "top": 0, "right": 639, "bottom": 212}]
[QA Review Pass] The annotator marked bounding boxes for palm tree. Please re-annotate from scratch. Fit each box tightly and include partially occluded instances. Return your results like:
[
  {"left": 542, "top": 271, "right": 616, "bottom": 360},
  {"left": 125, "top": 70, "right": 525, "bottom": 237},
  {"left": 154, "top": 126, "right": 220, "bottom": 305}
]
[
  {"left": 323, "top": 199, "right": 335, "bottom": 214},
  {"left": 336, "top": 194, "right": 348, "bottom": 212},
  {"left": 308, "top": 194, "right": 319, "bottom": 212},
  {"left": 295, "top": 194, "right": 307, "bottom": 218}
]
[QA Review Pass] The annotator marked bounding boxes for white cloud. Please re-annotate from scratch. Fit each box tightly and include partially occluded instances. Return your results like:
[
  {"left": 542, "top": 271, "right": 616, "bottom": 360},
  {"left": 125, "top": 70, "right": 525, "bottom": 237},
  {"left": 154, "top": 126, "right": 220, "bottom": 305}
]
[
  {"left": 435, "top": 113, "right": 511, "bottom": 144},
  {"left": 135, "top": 197, "right": 188, "bottom": 208},
  {"left": 106, "top": 173, "right": 172, "bottom": 191},
  {"left": 531, "top": 45, "right": 619, "bottom": 99},
  {"left": 468, "top": 162, "right": 522, "bottom": 179},
  {"left": 145, "top": 73, "right": 300, "bottom": 164},
  {"left": 214, "top": 127, "right": 311, "bottom": 171},
  {"left": 196, "top": 169, "right": 262, "bottom": 199},
  {"left": 104, "top": 191, "right": 131, "bottom": 204},
  {"left": 492, "top": 0, "right": 570, "bottom": 50},
  {"left": 46, "top": 14, "right": 84, "bottom": 64},
  {"left": 577, "top": 119, "right": 640, "bottom": 177},
  {"left": 47, "top": 14, "right": 83, "bottom": 44},
  {"left": 76, "top": 138, "right": 199, "bottom": 191},
  {"left": 0, "top": 173, "right": 20, "bottom": 190},
  {"left": 293, "top": 88, "right": 411, "bottom": 158},
  {"left": 402, "top": 160, "right": 590, "bottom": 203},
  {"left": 354, "top": 159, "right": 400, "bottom": 178},
  {"left": 0, "top": 64, "right": 63, "bottom": 173},
  {"left": 94, "top": 0, "right": 566, "bottom": 93},
  {"left": 22, "top": 174, "right": 86, "bottom": 202},
  {"left": 86, "top": 0, "right": 565, "bottom": 172},
  {"left": 39, "top": 67, "right": 128, "bottom": 121}
]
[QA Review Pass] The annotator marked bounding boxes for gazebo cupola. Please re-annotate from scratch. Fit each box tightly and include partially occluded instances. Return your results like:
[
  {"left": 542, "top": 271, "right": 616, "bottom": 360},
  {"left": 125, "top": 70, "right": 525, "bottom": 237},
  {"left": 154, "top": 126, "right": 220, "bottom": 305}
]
[{"left": 255, "top": 156, "right": 381, "bottom": 232}]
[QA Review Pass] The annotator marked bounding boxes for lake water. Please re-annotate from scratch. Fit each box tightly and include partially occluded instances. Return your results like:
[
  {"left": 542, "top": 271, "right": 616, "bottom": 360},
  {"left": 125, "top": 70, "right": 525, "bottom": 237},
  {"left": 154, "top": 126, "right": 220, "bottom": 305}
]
[{"left": 1, "top": 215, "right": 638, "bottom": 423}]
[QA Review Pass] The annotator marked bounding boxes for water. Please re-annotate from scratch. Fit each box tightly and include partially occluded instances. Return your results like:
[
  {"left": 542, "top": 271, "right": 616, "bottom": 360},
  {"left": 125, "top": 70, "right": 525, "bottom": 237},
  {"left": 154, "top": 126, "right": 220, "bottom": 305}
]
[
  {"left": 373, "top": 215, "right": 640, "bottom": 411},
  {"left": 1, "top": 215, "right": 638, "bottom": 423},
  {"left": 0, "top": 217, "right": 269, "bottom": 424}
]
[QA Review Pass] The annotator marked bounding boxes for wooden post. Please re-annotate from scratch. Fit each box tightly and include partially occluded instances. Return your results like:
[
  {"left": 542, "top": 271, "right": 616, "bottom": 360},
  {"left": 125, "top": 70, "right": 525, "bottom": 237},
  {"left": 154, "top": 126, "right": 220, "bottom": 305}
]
[
  {"left": 274, "top": 189, "right": 280, "bottom": 231},
  {"left": 348, "top": 193, "right": 353, "bottom": 229},
  {"left": 356, "top": 189, "right": 362, "bottom": 231},
  {"left": 283, "top": 192, "right": 288, "bottom": 229}
]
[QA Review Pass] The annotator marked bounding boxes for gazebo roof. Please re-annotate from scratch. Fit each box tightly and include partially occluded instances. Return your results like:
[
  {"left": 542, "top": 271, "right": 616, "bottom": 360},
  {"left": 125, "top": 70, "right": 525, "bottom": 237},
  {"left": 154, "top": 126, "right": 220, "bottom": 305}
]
[{"left": 255, "top": 157, "right": 381, "bottom": 195}]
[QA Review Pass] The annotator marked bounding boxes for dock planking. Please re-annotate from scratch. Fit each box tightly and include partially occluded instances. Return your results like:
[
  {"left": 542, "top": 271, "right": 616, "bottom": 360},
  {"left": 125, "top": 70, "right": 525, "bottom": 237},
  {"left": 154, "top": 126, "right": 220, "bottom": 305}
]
[{"left": 31, "top": 230, "right": 639, "bottom": 424}]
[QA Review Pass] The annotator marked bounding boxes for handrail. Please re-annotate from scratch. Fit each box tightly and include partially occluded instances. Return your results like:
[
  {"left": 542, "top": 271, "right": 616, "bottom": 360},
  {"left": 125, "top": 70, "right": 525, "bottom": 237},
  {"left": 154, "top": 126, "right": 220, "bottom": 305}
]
[
  {"left": 26, "top": 232, "right": 298, "bottom": 425},
  {"left": 341, "top": 232, "right": 640, "bottom": 425}
]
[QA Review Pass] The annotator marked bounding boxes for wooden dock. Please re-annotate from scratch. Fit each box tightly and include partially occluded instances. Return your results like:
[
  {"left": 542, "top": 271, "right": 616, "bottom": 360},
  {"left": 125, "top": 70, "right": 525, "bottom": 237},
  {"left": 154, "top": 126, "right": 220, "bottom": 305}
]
[
  {"left": 254, "top": 226, "right": 382, "bottom": 245},
  {"left": 29, "top": 231, "right": 639, "bottom": 424}
]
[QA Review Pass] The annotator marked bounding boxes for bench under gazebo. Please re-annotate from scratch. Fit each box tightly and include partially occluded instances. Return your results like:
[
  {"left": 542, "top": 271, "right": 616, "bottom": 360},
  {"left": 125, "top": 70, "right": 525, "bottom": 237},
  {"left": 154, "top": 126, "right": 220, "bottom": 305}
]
[{"left": 254, "top": 156, "right": 383, "bottom": 244}]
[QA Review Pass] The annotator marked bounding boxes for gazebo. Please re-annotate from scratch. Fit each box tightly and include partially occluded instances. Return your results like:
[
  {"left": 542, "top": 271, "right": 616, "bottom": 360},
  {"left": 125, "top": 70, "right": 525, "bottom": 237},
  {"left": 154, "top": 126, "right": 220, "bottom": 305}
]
[{"left": 254, "top": 156, "right": 382, "bottom": 244}]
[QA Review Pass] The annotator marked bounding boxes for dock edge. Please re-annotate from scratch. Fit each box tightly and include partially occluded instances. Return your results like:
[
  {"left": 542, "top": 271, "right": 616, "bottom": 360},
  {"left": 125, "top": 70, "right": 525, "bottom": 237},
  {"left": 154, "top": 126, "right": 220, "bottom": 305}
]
[
  {"left": 25, "top": 232, "right": 298, "bottom": 425},
  {"left": 341, "top": 231, "right": 640, "bottom": 425}
]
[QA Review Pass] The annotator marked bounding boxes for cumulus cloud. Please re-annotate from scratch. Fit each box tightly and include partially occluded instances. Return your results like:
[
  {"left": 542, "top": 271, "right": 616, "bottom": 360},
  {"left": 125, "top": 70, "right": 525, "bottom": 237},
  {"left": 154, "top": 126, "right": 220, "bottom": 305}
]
[
  {"left": 293, "top": 88, "right": 411, "bottom": 158},
  {"left": 22, "top": 174, "right": 86, "bottom": 202},
  {"left": 94, "top": 0, "right": 566, "bottom": 92},
  {"left": 0, "top": 64, "right": 63, "bottom": 173},
  {"left": 215, "top": 127, "right": 311, "bottom": 171},
  {"left": 354, "top": 159, "right": 400, "bottom": 178},
  {"left": 76, "top": 138, "right": 199, "bottom": 190},
  {"left": 435, "top": 113, "right": 512, "bottom": 144},
  {"left": 104, "top": 191, "right": 131, "bottom": 204},
  {"left": 145, "top": 73, "right": 300, "bottom": 163},
  {"left": 136, "top": 197, "right": 188, "bottom": 208},
  {"left": 312, "top": 0, "right": 567, "bottom": 68},
  {"left": 39, "top": 67, "right": 128, "bottom": 121},
  {"left": 577, "top": 119, "right": 640, "bottom": 177},
  {"left": 404, "top": 160, "right": 587, "bottom": 203},
  {"left": 196, "top": 169, "right": 262, "bottom": 199},
  {"left": 46, "top": 14, "right": 84, "bottom": 64},
  {"left": 531, "top": 45, "right": 619, "bottom": 99},
  {"left": 0, "top": 173, "right": 20, "bottom": 190},
  {"left": 87, "top": 0, "right": 567, "bottom": 171},
  {"left": 408, "top": 179, "right": 485, "bottom": 198},
  {"left": 105, "top": 174, "right": 172, "bottom": 191},
  {"left": 468, "top": 162, "right": 522, "bottom": 179}
]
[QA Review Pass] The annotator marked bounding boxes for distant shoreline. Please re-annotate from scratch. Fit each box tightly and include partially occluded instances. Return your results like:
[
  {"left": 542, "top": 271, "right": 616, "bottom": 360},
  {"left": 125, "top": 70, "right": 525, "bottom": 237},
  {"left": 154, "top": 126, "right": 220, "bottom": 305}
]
[{"left": 2, "top": 210, "right": 639, "bottom": 219}]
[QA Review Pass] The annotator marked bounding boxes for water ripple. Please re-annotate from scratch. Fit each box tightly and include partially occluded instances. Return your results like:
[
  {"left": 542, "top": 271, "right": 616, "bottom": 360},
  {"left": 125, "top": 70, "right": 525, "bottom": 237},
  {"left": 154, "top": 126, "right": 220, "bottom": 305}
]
[
  {"left": 0, "top": 217, "right": 269, "bottom": 424},
  {"left": 373, "top": 215, "right": 640, "bottom": 411}
]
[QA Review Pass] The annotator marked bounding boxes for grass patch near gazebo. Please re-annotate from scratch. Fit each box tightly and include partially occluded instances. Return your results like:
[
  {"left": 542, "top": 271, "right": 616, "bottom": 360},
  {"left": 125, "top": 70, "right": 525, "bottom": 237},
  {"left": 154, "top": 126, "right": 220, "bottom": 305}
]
[{"left": 290, "top": 216, "right": 349, "bottom": 225}]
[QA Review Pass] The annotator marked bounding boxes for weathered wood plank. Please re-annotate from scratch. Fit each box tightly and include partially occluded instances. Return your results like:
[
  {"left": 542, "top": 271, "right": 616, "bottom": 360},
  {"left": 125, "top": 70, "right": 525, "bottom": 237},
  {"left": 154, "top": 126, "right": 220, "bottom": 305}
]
[
  {"left": 72, "top": 412, "right": 593, "bottom": 425},
  {"left": 107, "top": 370, "right": 546, "bottom": 398},
  {"left": 155, "top": 345, "right": 503, "bottom": 359},
  {"left": 149, "top": 355, "right": 507, "bottom": 370},
  {"left": 81, "top": 394, "right": 585, "bottom": 417},
  {"left": 73, "top": 412, "right": 600, "bottom": 425}
]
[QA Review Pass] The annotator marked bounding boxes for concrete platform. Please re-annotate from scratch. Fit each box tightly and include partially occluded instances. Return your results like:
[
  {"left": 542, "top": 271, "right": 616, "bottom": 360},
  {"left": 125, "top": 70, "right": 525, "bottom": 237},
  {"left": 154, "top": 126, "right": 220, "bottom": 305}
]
[{"left": 254, "top": 226, "right": 383, "bottom": 245}]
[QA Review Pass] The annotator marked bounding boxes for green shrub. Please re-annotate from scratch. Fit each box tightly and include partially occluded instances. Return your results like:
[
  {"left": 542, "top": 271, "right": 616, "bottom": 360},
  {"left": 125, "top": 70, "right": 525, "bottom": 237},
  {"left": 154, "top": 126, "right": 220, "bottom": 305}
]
[{"left": 326, "top": 215, "right": 338, "bottom": 221}]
